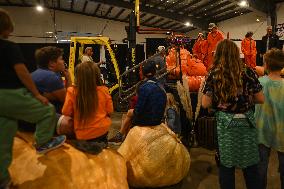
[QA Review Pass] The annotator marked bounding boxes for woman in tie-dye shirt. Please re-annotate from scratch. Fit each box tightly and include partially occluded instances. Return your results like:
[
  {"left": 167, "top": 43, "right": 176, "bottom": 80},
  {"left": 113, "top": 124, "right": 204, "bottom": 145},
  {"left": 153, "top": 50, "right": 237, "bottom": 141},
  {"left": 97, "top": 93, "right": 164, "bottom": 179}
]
[{"left": 255, "top": 49, "right": 284, "bottom": 189}]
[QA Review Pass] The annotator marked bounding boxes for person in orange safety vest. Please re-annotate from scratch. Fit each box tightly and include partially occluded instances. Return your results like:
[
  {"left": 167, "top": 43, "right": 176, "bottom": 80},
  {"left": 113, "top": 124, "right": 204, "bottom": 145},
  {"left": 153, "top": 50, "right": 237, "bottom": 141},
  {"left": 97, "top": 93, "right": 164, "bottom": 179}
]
[
  {"left": 241, "top": 31, "right": 257, "bottom": 68},
  {"left": 193, "top": 33, "right": 205, "bottom": 61},
  {"left": 206, "top": 23, "right": 224, "bottom": 70}
]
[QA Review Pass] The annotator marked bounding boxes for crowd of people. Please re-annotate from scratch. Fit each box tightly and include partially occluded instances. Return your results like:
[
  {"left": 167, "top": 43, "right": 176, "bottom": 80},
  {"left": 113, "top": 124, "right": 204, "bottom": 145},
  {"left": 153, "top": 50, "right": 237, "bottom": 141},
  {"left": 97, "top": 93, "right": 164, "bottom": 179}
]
[{"left": 0, "top": 7, "right": 284, "bottom": 189}]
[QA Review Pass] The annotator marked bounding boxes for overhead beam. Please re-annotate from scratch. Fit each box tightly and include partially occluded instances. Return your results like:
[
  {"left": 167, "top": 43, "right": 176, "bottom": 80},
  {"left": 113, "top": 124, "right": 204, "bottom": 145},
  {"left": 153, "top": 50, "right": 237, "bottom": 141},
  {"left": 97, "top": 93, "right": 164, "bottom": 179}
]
[
  {"left": 70, "top": 0, "right": 74, "bottom": 11},
  {"left": 89, "top": 0, "right": 208, "bottom": 29},
  {"left": 227, "top": 0, "right": 267, "bottom": 14},
  {"left": 104, "top": 6, "right": 113, "bottom": 17},
  {"left": 163, "top": 22, "right": 180, "bottom": 29},
  {"left": 164, "top": 0, "right": 186, "bottom": 9},
  {"left": 82, "top": 0, "right": 88, "bottom": 13},
  {"left": 114, "top": 8, "right": 125, "bottom": 19},
  {"left": 175, "top": 0, "right": 200, "bottom": 13},
  {"left": 194, "top": 1, "right": 231, "bottom": 16},
  {"left": 156, "top": 20, "right": 174, "bottom": 28},
  {"left": 153, "top": 1, "right": 164, "bottom": 8},
  {"left": 214, "top": 9, "right": 251, "bottom": 23},
  {"left": 93, "top": 3, "right": 101, "bottom": 15},
  {"left": 57, "top": 0, "right": 60, "bottom": 8},
  {"left": 189, "top": 1, "right": 215, "bottom": 14},
  {"left": 141, "top": 15, "right": 157, "bottom": 25},
  {"left": 150, "top": 18, "right": 165, "bottom": 26},
  {"left": 204, "top": 4, "right": 238, "bottom": 20}
]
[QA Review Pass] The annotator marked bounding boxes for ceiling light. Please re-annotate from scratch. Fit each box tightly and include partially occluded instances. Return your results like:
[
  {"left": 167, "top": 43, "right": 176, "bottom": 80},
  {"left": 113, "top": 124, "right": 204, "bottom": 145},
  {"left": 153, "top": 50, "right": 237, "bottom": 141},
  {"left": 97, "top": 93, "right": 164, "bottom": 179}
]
[
  {"left": 184, "top": 22, "right": 192, "bottom": 27},
  {"left": 235, "top": 11, "right": 237, "bottom": 13},
  {"left": 256, "top": 18, "right": 260, "bottom": 22},
  {"left": 238, "top": 0, "right": 248, "bottom": 7},
  {"left": 36, "top": 5, "right": 44, "bottom": 12},
  {"left": 240, "top": 12, "right": 243, "bottom": 15}
]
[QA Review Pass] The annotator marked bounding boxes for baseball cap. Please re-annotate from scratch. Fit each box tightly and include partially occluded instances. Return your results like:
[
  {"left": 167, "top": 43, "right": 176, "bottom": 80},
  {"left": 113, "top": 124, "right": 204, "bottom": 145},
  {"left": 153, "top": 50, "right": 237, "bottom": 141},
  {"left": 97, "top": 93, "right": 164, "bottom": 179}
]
[
  {"left": 208, "top": 23, "right": 217, "bottom": 30},
  {"left": 157, "top": 46, "right": 165, "bottom": 52}
]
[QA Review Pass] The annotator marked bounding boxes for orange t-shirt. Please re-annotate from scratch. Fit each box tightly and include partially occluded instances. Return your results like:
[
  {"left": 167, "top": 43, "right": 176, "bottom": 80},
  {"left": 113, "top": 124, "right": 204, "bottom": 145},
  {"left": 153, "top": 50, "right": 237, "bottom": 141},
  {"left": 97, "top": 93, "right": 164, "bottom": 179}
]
[
  {"left": 241, "top": 38, "right": 257, "bottom": 56},
  {"left": 62, "top": 86, "right": 113, "bottom": 140}
]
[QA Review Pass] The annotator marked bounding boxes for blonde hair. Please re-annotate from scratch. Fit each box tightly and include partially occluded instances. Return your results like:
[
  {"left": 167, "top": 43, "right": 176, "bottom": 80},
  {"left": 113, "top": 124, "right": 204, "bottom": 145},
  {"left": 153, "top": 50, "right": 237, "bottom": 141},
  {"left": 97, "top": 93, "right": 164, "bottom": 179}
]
[
  {"left": 166, "top": 93, "right": 179, "bottom": 113},
  {"left": 74, "top": 61, "right": 102, "bottom": 125},
  {"left": 210, "top": 39, "right": 244, "bottom": 104},
  {"left": 0, "top": 8, "right": 14, "bottom": 34}
]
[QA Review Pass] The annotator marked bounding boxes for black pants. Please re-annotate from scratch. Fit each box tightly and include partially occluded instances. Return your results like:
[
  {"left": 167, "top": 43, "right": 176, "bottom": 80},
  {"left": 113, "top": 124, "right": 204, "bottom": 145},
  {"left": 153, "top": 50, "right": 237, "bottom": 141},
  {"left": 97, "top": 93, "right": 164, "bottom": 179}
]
[{"left": 219, "top": 164, "right": 260, "bottom": 189}]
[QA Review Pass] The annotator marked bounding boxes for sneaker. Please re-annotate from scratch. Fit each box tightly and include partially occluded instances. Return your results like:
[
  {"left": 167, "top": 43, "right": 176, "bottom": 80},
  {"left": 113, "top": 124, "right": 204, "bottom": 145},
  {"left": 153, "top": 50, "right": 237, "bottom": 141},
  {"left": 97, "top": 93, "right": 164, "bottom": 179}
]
[
  {"left": 108, "top": 132, "right": 123, "bottom": 145},
  {"left": 36, "top": 135, "right": 66, "bottom": 154}
]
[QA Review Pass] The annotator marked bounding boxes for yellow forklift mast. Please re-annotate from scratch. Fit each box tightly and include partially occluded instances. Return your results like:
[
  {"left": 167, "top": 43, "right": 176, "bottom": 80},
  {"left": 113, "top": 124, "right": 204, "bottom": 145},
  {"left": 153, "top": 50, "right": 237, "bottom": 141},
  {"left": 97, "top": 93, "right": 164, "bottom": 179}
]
[
  {"left": 68, "top": 36, "right": 120, "bottom": 95},
  {"left": 68, "top": 36, "right": 127, "bottom": 111}
]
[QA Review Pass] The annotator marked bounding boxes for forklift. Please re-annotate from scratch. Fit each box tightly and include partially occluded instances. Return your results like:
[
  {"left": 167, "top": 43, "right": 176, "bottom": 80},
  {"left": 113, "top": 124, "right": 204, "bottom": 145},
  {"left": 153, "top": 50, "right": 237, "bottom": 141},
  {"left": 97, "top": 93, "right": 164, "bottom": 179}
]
[{"left": 68, "top": 36, "right": 128, "bottom": 112}]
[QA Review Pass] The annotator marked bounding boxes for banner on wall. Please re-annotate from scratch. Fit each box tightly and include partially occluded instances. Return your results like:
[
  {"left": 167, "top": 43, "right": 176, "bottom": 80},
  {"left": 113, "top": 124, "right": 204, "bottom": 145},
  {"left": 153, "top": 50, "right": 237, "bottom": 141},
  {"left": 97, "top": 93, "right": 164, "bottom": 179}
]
[{"left": 276, "top": 23, "right": 284, "bottom": 40}]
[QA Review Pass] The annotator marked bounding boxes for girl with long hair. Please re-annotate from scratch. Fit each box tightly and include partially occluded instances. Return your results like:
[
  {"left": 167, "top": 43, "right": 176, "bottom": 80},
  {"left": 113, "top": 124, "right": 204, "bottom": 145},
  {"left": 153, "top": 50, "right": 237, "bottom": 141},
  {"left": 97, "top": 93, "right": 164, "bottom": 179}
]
[
  {"left": 61, "top": 61, "right": 113, "bottom": 147},
  {"left": 201, "top": 39, "right": 264, "bottom": 189}
]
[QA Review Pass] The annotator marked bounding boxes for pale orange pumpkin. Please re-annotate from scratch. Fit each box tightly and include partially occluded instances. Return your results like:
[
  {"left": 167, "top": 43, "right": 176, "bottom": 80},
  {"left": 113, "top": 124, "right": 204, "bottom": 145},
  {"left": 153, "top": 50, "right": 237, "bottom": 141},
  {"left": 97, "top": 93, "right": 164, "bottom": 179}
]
[
  {"left": 118, "top": 124, "right": 190, "bottom": 188},
  {"left": 9, "top": 132, "right": 129, "bottom": 189}
]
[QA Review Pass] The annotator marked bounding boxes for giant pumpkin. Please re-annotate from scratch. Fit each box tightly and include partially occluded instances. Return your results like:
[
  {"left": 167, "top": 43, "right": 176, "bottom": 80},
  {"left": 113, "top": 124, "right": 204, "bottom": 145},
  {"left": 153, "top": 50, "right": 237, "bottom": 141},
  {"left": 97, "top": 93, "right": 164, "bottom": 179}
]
[
  {"left": 9, "top": 132, "right": 128, "bottom": 189},
  {"left": 118, "top": 124, "right": 190, "bottom": 188}
]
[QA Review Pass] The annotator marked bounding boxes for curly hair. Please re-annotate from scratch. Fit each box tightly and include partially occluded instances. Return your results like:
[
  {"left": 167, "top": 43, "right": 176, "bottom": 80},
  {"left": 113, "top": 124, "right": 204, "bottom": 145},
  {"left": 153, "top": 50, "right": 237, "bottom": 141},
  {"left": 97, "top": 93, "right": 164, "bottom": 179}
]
[
  {"left": 35, "top": 46, "right": 63, "bottom": 69},
  {"left": 210, "top": 39, "right": 244, "bottom": 104}
]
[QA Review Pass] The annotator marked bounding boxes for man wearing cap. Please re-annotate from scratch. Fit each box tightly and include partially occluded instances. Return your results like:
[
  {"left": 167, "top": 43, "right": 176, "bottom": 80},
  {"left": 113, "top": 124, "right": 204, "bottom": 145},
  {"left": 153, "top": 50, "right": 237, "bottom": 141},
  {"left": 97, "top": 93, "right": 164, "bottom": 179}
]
[
  {"left": 260, "top": 26, "right": 280, "bottom": 57},
  {"left": 193, "top": 33, "right": 206, "bottom": 61},
  {"left": 132, "top": 60, "right": 167, "bottom": 126},
  {"left": 241, "top": 31, "right": 257, "bottom": 68},
  {"left": 147, "top": 46, "right": 167, "bottom": 84},
  {"left": 206, "top": 23, "right": 224, "bottom": 69}
]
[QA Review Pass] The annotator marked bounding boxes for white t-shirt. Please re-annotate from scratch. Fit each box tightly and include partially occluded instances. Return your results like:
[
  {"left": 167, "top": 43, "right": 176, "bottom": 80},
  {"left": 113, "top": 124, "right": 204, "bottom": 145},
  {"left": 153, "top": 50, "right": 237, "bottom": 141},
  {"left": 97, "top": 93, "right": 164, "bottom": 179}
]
[{"left": 81, "top": 55, "right": 93, "bottom": 63}]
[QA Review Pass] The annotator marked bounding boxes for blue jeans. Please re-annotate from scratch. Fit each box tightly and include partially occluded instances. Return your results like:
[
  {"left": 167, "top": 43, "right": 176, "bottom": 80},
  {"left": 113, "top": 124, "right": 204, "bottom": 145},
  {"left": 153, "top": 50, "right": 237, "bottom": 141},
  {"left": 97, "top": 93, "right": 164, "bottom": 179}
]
[
  {"left": 219, "top": 164, "right": 260, "bottom": 189},
  {"left": 258, "top": 144, "right": 284, "bottom": 189}
]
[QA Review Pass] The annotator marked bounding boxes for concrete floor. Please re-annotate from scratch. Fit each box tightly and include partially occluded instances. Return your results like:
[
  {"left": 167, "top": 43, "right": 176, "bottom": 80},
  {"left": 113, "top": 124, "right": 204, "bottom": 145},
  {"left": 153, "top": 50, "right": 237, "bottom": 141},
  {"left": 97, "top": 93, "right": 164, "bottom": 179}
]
[{"left": 109, "top": 112, "right": 281, "bottom": 189}]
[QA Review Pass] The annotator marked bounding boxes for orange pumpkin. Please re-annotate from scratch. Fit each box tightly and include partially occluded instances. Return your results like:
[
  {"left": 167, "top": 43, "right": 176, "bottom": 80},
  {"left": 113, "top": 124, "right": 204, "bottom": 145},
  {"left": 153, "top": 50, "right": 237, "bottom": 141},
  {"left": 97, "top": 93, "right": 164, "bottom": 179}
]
[
  {"left": 187, "top": 58, "right": 207, "bottom": 76},
  {"left": 9, "top": 132, "right": 129, "bottom": 189},
  {"left": 187, "top": 76, "right": 205, "bottom": 92}
]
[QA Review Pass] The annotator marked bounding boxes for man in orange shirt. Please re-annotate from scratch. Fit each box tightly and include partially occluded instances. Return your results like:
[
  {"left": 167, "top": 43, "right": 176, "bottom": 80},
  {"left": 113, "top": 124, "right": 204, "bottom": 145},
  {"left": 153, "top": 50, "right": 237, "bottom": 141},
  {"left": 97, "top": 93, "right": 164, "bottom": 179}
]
[
  {"left": 241, "top": 31, "right": 257, "bottom": 68},
  {"left": 206, "top": 23, "right": 224, "bottom": 69},
  {"left": 193, "top": 33, "right": 205, "bottom": 61}
]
